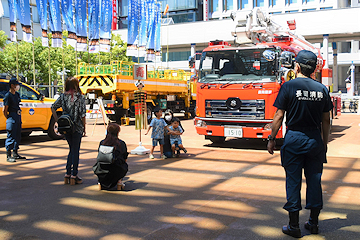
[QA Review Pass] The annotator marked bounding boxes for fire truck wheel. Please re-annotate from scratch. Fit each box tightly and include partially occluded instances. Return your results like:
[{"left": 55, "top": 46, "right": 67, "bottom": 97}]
[
  {"left": 208, "top": 136, "right": 226, "bottom": 144},
  {"left": 48, "top": 117, "right": 64, "bottom": 140}
]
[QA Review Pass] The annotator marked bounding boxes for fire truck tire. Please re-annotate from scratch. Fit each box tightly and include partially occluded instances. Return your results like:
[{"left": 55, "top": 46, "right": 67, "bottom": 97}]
[
  {"left": 208, "top": 136, "right": 226, "bottom": 144},
  {"left": 147, "top": 104, "right": 153, "bottom": 124},
  {"left": 48, "top": 117, "right": 64, "bottom": 140}
]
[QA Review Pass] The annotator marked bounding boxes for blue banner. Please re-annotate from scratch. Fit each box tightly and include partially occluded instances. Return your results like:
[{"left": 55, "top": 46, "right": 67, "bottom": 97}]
[
  {"left": 128, "top": 0, "right": 138, "bottom": 45},
  {"left": 16, "top": 0, "right": 32, "bottom": 42},
  {"left": 138, "top": 0, "right": 147, "bottom": 48},
  {"left": 8, "top": 0, "right": 17, "bottom": 41},
  {"left": 99, "top": 0, "right": 112, "bottom": 52},
  {"left": 49, "top": 0, "right": 62, "bottom": 47},
  {"left": 155, "top": 2, "right": 161, "bottom": 52},
  {"left": 88, "top": 0, "right": 99, "bottom": 53},
  {"left": 146, "top": 0, "right": 155, "bottom": 50},
  {"left": 75, "top": 0, "right": 87, "bottom": 51},
  {"left": 61, "top": 0, "right": 76, "bottom": 48},
  {"left": 36, "top": 0, "right": 48, "bottom": 46}
]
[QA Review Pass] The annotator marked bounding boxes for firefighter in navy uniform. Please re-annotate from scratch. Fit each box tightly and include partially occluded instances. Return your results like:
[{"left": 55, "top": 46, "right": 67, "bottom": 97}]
[
  {"left": 267, "top": 50, "right": 333, "bottom": 238},
  {"left": 3, "top": 78, "right": 27, "bottom": 162}
]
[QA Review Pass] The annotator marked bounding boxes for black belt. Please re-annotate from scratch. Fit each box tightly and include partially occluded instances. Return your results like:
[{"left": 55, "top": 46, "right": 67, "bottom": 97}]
[
  {"left": 287, "top": 126, "right": 319, "bottom": 131},
  {"left": 9, "top": 110, "right": 21, "bottom": 115}
]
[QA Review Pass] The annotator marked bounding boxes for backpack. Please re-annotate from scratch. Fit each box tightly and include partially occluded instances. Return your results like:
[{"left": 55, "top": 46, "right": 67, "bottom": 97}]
[
  {"left": 57, "top": 114, "right": 75, "bottom": 134},
  {"left": 57, "top": 95, "right": 76, "bottom": 134},
  {"left": 96, "top": 145, "right": 115, "bottom": 164}
]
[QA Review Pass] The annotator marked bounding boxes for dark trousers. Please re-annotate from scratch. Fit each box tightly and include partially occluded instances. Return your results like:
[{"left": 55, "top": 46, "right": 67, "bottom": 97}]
[
  {"left": 281, "top": 130, "right": 325, "bottom": 212},
  {"left": 5, "top": 112, "right": 22, "bottom": 151},
  {"left": 65, "top": 132, "right": 82, "bottom": 176}
]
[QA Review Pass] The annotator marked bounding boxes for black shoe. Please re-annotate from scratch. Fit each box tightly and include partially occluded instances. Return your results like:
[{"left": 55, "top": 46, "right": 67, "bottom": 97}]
[
  {"left": 282, "top": 225, "right": 301, "bottom": 238},
  {"left": 6, "top": 150, "right": 16, "bottom": 162},
  {"left": 305, "top": 221, "right": 319, "bottom": 234},
  {"left": 182, "top": 148, "right": 187, "bottom": 153},
  {"left": 13, "top": 151, "right": 26, "bottom": 160}
]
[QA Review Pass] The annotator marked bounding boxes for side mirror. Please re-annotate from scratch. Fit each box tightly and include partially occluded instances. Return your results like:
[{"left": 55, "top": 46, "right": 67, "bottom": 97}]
[{"left": 39, "top": 93, "right": 45, "bottom": 101}]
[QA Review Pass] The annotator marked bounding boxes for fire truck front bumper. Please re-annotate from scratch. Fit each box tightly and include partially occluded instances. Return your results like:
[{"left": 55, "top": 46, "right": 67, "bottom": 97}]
[{"left": 194, "top": 117, "right": 280, "bottom": 139}]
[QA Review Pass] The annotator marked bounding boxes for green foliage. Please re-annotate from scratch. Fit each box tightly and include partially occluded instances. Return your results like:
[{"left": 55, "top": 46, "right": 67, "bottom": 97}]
[
  {"left": 0, "top": 30, "right": 7, "bottom": 48},
  {"left": 0, "top": 31, "right": 129, "bottom": 86}
]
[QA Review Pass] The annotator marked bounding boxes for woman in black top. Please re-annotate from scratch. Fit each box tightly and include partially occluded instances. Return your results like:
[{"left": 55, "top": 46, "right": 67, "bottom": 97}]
[
  {"left": 52, "top": 77, "right": 86, "bottom": 185},
  {"left": 94, "top": 123, "right": 128, "bottom": 190}
]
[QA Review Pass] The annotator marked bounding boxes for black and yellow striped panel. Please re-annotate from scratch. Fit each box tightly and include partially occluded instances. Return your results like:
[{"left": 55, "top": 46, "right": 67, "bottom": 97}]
[{"left": 78, "top": 75, "right": 114, "bottom": 87}]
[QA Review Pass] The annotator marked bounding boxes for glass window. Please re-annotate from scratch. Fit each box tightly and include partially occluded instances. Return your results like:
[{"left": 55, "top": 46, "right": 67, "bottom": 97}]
[
  {"left": 302, "top": 0, "right": 315, "bottom": 3},
  {"left": 120, "top": 0, "right": 128, "bottom": 17},
  {"left": 19, "top": 85, "right": 39, "bottom": 100},
  {"left": 199, "top": 49, "right": 277, "bottom": 81},
  {"left": 270, "top": 11, "right": 282, "bottom": 14},
  {"left": 302, "top": 8, "right": 316, "bottom": 11},
  {"left": 285, "top": 10, "right": 299, "bottom": 12},
  {"left": 210, "top": 0, "right": 219, "bottom": 12},
  {"left": 162, "top": 51, "right": 191, "bottom": 61},
  {"left": 254, "top": 0, "right": 265, "bottom": 7},
  {"left": 286, "top": 0, "right": 297, "bottom": 4},
  {"left": 0, "top": 82, "right": 10, "bottom": 99},
  {"left": 223, "top": 0, "right": 234, "bottom": 10},
  {"left": 239, "top": 0, "right": 250, "bottom": 9},
  {"left": 1, "top": 0, "right": 9, "bottom": 18},
  {"left": 269, "top": 0, "right": 280, "bottom": 6},
  {"left": 320, "top": 7, "right": 333, "bottom": 9},
  {"left": 31, "top": 6, "right": 39, "bottom": 23}
]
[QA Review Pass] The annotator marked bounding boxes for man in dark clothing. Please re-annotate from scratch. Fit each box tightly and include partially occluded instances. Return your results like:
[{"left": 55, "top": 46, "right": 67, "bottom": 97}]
[
  {"left": 267, "top": 50, "right": 333, "bottom": 238},
  {"left": 3, "top": 78, "right": 26, "bottom": 162}
]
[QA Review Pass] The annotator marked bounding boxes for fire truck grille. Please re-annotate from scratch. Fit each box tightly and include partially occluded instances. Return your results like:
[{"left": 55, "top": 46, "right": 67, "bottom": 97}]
[{"left": 205, "top": 99, "right": 265, "bottom": 119}]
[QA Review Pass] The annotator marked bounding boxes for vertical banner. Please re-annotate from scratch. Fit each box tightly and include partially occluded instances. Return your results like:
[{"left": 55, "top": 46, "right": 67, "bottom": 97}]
[
  {"left": 100, "top": 0, "right": 112, "bottom": 52},
  {"left": 145, "top": 0, "right": 155, "bottom": 61},
  {"left": 88, "top": 0, "right": 100, "bottom": 53},
  {"left": 154, "top": 2, "right": 161, "bottom": 62},
  {"left": 62, "top": 0, "right": 77, "bottom": 48},
  {"left": 49, "top": 0, "right": 62, "bottom": 47},
  {"left": 126, "top": 0, "right": 139, "bottom": 56},
  {"left": 36, "top": 0, "right": 48, "bottom": 46},
  {"left": 8, "top": 0, "right": 17, "bottom": 42},
  {"left": 203, "top": 0, "right": 208, "bottom": 21},
  {"left": 75, "top": 0, "right": 87, "bottom": 51},
  {"left": 111, "top": 0, "right": 117, "bottom": 30},
  {"left": 137, "top": 0, "right": 146, "bottom": 57},
  {"left": 16, "top": 0, "right": 32, "bottom": 42}
]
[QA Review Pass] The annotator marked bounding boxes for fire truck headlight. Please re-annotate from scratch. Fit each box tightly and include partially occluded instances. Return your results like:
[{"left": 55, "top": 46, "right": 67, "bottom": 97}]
[
  {"left": 264, "top": 123, "right": 272, "bottom": 130},
  {"left": 196, "top": 120, "right": 206, "bottom": 127}
]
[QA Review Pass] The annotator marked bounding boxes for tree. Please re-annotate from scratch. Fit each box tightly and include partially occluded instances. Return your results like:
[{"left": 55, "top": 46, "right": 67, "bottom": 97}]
[
  {"left": 0, "top": 30, "right": 7, "bottom": 48},
  {"left": 0, "top": 31, "right": 129, "bottom": 86}
]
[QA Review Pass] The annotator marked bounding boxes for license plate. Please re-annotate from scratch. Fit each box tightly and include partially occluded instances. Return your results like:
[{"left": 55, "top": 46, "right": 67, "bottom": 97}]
[{"left": 224, "top": 126, "right": 243, "bottom": 138}]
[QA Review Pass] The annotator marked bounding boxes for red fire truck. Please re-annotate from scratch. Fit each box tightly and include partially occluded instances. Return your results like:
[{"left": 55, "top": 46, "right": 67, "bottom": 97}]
[{"left": 194, "top": 8, "right": 340, "bottom": 143}]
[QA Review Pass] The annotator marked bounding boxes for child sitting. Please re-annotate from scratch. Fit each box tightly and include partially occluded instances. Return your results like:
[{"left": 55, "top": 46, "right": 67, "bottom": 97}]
[{"left": 168, "top": 117, "right": 187, "bottom": 157}]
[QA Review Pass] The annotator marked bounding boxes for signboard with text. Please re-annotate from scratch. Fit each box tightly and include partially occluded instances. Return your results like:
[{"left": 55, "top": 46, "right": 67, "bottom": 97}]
[{"left": 134, "top": 64, "right": 147, "bottom": 80}]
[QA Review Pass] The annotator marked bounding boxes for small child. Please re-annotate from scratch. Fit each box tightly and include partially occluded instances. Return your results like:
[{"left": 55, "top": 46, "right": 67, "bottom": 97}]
[
  {"left": 168, "top": 117, "right": 187, "bottom": 157},
  {"left": 145, "top": 107, "right": 171, "bottom": 159}
]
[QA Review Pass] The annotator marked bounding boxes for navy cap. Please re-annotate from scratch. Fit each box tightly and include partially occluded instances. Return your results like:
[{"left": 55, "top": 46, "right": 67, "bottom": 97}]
[
  {"left": 295, "top": 50, "right": 317, "bottom": 68},
  {"left": 9, "top": 77, "right": 20, "bottom": 86}
]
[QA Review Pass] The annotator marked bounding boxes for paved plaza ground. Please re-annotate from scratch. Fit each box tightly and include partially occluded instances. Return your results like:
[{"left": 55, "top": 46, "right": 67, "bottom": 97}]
[{"left": 0, "top": 114, "right": 360, "bottom": 239}]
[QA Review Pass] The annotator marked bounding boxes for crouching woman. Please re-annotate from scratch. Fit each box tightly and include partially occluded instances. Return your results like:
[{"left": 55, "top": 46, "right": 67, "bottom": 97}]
[{"left": 93, "top": 123, "right": 128, "bottom": 190}]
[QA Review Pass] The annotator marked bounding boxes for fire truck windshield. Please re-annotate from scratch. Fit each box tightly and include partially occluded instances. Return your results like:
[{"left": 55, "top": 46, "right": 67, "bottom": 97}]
[{"left": 199, "top": 48, "right": 277, "bottom": 83}]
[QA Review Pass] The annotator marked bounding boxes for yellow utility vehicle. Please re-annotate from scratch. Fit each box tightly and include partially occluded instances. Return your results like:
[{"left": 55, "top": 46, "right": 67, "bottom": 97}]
[
  {"left": 0, "top": 80, "right": 62, "bottom": 139},
  {"left": 76, "top": 61, "right": 196, "bottom": 122}
]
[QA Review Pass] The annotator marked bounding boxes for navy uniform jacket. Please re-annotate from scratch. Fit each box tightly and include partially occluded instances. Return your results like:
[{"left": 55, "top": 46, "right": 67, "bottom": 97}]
[{"left": 274, "top": 77, "right": 333, "bottom": 130}]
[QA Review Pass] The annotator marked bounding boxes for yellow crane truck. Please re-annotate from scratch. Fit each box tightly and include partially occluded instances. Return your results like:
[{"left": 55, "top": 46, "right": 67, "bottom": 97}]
[{"left": 76, "top": 61, "right": 196, "bottom": 123}]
